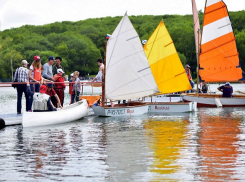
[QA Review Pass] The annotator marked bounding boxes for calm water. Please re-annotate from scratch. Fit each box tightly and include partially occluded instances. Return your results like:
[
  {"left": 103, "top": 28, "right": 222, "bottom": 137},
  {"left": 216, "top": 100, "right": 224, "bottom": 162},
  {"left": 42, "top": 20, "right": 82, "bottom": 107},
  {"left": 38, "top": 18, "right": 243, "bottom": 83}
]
[{"left": 1, "top": 84, "right": 245, "bottom": 181}]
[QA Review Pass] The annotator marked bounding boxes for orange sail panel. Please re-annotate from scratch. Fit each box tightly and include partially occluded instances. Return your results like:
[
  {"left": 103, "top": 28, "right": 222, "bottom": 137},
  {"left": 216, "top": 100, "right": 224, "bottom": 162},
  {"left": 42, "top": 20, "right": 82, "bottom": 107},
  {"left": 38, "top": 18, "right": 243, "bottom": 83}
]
[{"left": 199, "top": 0, "right": 244, "bottom": 82}]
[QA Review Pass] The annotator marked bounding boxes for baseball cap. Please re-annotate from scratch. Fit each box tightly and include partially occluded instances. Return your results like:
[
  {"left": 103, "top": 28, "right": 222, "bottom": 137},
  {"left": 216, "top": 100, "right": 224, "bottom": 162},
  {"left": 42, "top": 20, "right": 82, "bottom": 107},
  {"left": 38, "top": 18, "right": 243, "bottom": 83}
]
[
  {"left": 185, "top": 64, "right": 190, "bottom": 68},
  {"left": 48, "top": 56, "right": 55, "bottom": 61},
  {"left": 70, "top": 73, "right": 74, "bottom": 77},
  {"left": 225, "top": 82, "right": 230, "bottom": 86},
  {"left": 47, "top": 83, "right": 53, "bottom": 88},
  {"left": 21, "top": 60, "right": 29, "bottom": 65},
  {"left": 34, "top": 55, "right": 41, "bottom": 61},
  {"left": 57, "top": 68, "right": 65, "bottom": 74},
  {"left": 40, "top": 85, "right": 47, "bottom": 93}
]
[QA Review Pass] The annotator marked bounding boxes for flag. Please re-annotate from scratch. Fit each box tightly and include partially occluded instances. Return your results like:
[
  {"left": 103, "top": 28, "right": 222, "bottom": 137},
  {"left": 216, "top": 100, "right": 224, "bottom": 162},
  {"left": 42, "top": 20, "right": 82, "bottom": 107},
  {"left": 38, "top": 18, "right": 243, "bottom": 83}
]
[
  {"left": 106, "top": 34, "right": 111, "bottom": 39},
  {"left": 142, "top": 39, "right": 147, "bottom": 45}
]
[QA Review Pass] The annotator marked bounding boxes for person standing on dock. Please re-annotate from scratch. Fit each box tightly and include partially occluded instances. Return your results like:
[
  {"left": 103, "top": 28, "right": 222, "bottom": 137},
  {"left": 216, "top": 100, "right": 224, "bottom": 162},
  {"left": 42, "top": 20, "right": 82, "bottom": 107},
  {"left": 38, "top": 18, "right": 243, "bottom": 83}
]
[
  {"left": 14, "top": 60, "right": 29, "bottom": 114},
  {"left": 28, "top": 55, "right": 44, "bottom": 111},
  {"left": 42, "top": 56, "right": 56, "bottom": 81},
  {"left": 54, "top": 69, "right": 66, "bottom": 107},
  {"left": 72, "top": 71, "right": 81, "bottom": 103}
]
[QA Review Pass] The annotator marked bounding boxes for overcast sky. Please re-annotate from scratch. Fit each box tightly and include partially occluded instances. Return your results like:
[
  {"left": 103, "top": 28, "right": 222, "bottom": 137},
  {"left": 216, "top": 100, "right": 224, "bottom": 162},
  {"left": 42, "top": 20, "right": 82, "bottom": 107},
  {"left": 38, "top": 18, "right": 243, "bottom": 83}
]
[{"left": 0, "top": 0, "right": 244, "bottom": 31}]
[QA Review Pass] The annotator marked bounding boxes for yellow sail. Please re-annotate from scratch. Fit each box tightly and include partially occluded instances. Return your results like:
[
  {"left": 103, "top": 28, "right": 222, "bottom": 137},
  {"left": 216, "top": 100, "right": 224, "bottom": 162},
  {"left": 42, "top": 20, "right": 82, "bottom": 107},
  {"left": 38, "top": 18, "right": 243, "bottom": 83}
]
[{"left": 144, "top": 20, "right": 192, "bottom": 94}]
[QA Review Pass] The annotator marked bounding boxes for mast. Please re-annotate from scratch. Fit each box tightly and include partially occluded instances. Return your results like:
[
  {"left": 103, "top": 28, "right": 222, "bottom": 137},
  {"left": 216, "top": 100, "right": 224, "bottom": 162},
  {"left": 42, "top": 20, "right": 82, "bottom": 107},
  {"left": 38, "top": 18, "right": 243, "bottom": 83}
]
[{"left": 102, "top": 39, "right": 107, "bottom": 107}]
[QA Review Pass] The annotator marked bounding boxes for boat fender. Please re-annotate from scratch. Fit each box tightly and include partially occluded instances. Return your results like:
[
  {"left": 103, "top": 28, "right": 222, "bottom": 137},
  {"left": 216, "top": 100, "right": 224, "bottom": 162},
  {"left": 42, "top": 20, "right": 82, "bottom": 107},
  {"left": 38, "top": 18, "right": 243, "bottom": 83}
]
[{"left": 0, "top": 118, "right": 6, "bottom": 128}]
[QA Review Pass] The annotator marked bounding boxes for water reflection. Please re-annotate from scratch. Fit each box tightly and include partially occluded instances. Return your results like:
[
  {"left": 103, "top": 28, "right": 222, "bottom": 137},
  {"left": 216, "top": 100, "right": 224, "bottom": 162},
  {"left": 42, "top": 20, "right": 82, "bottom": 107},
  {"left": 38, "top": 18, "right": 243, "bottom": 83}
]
[
  {"left": 198, "top": 109, "right": 242, "bottom": 181},
  {"left": 0, "top": 108, "right": 245, "bottom": 181},
  {"left": 143, "top": 115, "right": 190, "bottom": 181}
]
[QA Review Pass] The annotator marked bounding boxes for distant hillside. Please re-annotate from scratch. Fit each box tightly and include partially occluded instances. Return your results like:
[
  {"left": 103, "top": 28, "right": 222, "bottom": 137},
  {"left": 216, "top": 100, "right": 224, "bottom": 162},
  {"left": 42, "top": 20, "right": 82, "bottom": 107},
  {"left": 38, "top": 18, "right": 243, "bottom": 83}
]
[{"left": 0, "top": 11, "right": 245, "bottom": 79}]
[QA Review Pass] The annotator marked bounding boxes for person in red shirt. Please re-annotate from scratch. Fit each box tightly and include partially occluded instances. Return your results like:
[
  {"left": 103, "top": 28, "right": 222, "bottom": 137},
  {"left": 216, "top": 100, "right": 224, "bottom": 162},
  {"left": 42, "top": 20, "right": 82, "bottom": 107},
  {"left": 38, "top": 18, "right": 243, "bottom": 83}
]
[
  {"left": 46, "top": 83, "right": 63, "bottom": 109},
  {"left": 54, "top": 69, "right": 66, "bottom": 107}
]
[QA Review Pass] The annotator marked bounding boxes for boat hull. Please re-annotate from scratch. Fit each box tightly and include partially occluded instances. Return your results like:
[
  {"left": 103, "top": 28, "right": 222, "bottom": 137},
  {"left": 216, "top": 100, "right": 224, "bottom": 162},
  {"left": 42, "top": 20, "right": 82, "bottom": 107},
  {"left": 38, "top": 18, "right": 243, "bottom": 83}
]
[
  {"left": 181, "top": 94, "right": 245, "bottom": 107},
  {"left": 92, "top": 102, "right": 148, "bottom": 116},
  {"left": 147, "top": 101, "right": 197, "bottom": 113},
  {"left": 22, "top": 99, "right": 89, "bottom": 127}
]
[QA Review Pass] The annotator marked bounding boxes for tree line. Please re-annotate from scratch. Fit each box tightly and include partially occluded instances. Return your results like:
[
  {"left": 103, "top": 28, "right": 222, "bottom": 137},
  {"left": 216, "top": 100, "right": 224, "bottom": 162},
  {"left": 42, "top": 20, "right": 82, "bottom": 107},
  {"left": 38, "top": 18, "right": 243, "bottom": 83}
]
[{"left": 0, "top": 11, "right": 245, "bottom": 80}]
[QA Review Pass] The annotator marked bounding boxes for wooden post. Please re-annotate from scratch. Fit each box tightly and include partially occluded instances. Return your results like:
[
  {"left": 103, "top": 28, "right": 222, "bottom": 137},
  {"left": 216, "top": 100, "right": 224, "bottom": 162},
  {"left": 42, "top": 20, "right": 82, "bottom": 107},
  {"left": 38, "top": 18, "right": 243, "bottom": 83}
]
[{"left": 102, "top": 39, "right": 107, "bottom": 107}]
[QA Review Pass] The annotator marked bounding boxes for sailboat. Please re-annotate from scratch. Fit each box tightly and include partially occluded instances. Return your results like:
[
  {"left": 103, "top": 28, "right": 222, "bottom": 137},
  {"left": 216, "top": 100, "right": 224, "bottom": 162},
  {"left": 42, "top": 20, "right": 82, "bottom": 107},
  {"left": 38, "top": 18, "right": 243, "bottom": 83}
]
[
  {"left": 182, "top": 0, "right": 245, "bottom": 107},
  {"left": 92, "top": 12, "right": 159, "bottom": 116},
  {"left": 143, "top": 20, "right": 197, "bottom": 112}
]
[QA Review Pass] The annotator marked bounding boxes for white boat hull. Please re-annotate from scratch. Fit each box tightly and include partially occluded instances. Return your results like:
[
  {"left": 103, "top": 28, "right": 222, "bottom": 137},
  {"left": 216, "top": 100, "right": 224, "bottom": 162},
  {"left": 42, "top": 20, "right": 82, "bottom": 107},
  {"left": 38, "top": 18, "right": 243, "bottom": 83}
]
[
  {"left": 0, "top": 113, "right": 22, "bottom": 127},
  {"left": 181, "top": 93, "right": 245, "bottom": 107},
  {"left": 22, "top": 99, "right": 89, "bottom": 127},
  {"left": 147, "top": 101, "right": 197, "bottom": 113},
  {"left": 92, "top": 103, "right": 148, "bottom": 116}
]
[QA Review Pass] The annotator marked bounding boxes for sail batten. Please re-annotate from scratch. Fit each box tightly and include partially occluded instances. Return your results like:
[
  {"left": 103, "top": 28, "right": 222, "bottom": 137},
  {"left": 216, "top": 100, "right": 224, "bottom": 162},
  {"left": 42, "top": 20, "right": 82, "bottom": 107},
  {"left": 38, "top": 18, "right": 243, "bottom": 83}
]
[
  {"left": 199, "top": 0, "right": 245, "bottom": 82},
  {"left": 105, "top": 13, "right": 158, "bottom": 100},
  {"left": 144, "top": 20, "right": 192, "bottom": 94}
]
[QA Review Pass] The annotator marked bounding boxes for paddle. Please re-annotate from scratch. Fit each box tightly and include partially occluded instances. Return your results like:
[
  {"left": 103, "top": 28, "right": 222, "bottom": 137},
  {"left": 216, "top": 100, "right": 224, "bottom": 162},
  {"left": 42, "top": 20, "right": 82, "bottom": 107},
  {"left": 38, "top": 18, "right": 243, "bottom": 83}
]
[{"left": 236, "top": 90, "right": 245, "bottom": 94}]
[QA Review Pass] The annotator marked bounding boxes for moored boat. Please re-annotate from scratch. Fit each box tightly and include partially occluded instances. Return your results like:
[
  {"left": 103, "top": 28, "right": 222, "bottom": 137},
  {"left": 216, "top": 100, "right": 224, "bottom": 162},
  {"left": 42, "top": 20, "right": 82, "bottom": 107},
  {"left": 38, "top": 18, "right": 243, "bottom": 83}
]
[
  {"left": 22, "top": 99, "right": 89, "bottom": 127},
  {"left": 92, "top": 12, "right": 159, "bottom": 117},
  {"left": 181, "top": 93, "right": 245, "bottom": 107},
  {"left": 184, "top": 0, "right": 245, "bottom": 107},
  {"left": 143, "top": 20, "right": 197, "bottom": 112}
]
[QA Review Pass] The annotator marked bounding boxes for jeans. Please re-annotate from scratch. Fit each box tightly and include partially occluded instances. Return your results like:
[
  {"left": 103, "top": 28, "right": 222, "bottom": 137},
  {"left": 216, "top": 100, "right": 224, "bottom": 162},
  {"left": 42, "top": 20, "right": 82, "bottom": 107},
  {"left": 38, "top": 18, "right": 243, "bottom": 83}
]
[
  {"left": 28, "top": 83, "right": 40, "bottom": 111},
  {"left": 17, "top": 84, "right": 29, "bottom": 113},
  {"left": 187, "top": 80, "right": 194, "bottom": 93}
]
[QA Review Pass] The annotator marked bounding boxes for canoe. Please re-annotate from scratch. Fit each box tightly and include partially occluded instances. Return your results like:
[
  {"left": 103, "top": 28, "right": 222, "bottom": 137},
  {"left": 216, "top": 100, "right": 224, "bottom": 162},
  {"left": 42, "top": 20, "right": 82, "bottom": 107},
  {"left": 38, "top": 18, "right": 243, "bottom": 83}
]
[
  {"left": 22, "top": 99, "right": 89, "bottom": 127},
  {"left": 181, "top": 93, "right": 245, "bottom": 107},
  {"left": 0, "top": 113, "right": 22, "bottom": 128},
  {"left": 92, "top": 102, "right": 148, "bottom": 117}
]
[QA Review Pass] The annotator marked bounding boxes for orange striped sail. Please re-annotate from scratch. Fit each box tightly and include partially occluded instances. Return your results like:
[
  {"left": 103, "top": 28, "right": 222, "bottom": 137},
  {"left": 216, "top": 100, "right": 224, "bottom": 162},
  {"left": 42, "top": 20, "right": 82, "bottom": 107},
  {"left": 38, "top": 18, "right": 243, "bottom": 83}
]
[{"left": 199, "top": 0, "right": 245, "bottom": 82}]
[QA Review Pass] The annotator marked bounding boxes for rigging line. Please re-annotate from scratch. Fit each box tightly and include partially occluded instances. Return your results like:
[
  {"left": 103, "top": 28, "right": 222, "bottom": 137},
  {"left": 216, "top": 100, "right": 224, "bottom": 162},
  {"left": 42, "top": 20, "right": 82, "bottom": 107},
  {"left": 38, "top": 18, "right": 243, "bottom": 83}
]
[
  {"left": 107, "top": 15, "right": 127, "bottom": 68},
  {"left": 107, "top": 27, "right": 137, "bottom": 69},
  {"left": 146, "top": 21, "right": 162, "bottom": 59},
  {"left": 107, "top": 50, "right": 145, "bottom": 69},
  {"left": 208, "top": 38, "right": 238, "bottom": 67},
  {"left": 107, "top": 72, "right": 154, "bottom": 95}
]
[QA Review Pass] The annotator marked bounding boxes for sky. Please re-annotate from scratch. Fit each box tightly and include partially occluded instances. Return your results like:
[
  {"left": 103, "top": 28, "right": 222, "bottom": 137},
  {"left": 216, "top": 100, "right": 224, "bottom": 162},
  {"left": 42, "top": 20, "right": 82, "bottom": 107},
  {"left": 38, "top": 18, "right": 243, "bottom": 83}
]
[{"left": 0, "top": 0, "right": 244, "bottom": 31}]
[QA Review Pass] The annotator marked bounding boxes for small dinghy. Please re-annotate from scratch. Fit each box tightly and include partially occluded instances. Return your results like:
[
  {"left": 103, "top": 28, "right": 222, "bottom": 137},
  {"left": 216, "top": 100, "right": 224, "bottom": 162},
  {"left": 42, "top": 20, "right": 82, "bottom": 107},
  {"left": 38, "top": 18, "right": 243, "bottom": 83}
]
[{"left": 22, "top": 99, "right": 89, "bottom": 127}]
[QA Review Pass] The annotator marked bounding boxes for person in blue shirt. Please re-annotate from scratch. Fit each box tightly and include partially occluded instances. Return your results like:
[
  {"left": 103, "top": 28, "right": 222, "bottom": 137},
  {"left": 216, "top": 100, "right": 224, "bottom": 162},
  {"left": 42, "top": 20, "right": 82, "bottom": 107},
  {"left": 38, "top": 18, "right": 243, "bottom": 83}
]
[{"left": 217, "top": 82, "right": 233, "bottom": 97}]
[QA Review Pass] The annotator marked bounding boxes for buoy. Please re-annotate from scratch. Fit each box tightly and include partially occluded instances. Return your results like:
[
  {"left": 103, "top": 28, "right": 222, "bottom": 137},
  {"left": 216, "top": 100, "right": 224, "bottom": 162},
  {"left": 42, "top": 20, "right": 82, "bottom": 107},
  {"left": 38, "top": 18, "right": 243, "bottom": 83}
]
[{"left": 0, "top": 118, "right": 6, "bottom": 128}]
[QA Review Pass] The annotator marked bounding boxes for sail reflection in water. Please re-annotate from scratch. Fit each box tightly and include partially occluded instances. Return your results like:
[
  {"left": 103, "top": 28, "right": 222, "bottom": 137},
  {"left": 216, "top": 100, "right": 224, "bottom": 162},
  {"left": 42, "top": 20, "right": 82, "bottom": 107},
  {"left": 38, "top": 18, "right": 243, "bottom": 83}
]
[
  {"left": 143, "top": 116, "right": 189, "bottom": 180},
  {"left": 198, "top": 109, "right": 242, "bottom": 181}
]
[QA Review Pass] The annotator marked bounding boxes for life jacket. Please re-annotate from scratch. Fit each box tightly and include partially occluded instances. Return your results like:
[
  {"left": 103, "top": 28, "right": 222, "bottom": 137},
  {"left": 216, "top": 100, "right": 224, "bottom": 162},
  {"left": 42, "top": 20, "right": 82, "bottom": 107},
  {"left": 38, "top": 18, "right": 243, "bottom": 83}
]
[
  {"left": 186, "top": 69, "right": 192, "bottom": 81},
  {"left": 31, "top": 65, "right": 41, "bottom": 81},
  {"left": 32, "top": 93, "right": 50, "bottom": 111}
]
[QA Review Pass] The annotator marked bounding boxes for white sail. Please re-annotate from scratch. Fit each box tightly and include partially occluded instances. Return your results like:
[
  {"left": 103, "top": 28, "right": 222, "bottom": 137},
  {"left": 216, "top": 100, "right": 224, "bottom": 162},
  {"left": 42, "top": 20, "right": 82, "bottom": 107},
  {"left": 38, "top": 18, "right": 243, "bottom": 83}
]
[{"left": 106, "top": 12, "right": 158, "bottom": 100}]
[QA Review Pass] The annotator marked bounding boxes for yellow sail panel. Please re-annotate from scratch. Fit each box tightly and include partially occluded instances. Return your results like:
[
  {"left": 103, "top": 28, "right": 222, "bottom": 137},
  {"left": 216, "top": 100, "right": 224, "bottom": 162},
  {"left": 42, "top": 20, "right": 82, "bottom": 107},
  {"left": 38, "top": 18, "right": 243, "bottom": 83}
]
[{"left": 144, "top": 20, "right": 192, "bottom": 93}]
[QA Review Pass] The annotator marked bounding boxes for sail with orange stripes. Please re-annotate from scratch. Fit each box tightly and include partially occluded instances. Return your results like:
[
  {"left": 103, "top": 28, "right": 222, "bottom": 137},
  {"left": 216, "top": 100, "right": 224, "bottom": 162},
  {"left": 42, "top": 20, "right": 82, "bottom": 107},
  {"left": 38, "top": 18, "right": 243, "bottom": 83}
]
[{"left": 199, "top": 0, "right": 245, "bottom": 82}]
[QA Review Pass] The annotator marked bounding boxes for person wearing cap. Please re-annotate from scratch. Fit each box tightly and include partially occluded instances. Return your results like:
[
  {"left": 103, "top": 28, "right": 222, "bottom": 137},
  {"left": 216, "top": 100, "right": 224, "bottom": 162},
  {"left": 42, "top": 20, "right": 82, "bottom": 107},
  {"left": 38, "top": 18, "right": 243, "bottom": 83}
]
[
  {"left": 69, "top": 73, "right": 75, "bottom": 104},
  {"left": 185, "top": 64, "right": 194, "bottom": 93},
  {"left": 32, "top": 85, "right": 57, "bottom": 112},
  {"left": 217, "top": 82, "right": 233, "bottom": 97},
  {"left": 54, "top": 68, "right": 66, "bottom": 107},
  {"left": 42, "top": 56, "right": 56, "bottom": 81},
  {"left": 28, "top": 55, "right": 44, "bottom": 111},
  {"left": 14, "top": 59, "right": 30, "bottom": 114},
  {"left": 52, "top": 56, "right": 65, "bottom": 79},
  {"left": 46, "top": 83, "right": 63, "bottom": 109}
]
